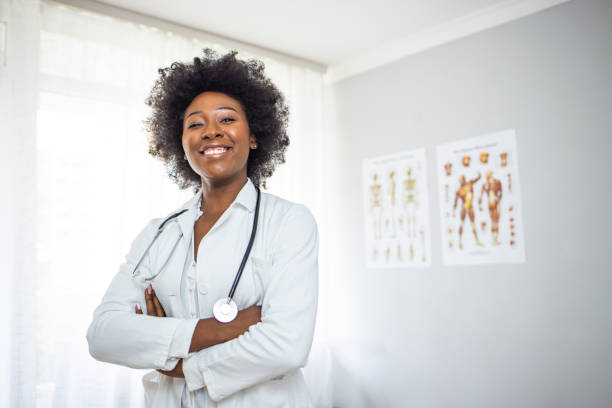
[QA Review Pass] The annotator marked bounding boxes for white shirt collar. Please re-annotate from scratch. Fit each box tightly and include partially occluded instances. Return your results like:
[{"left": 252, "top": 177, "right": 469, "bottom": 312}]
[{"left": 174, "top": 178, "right": 257, "bottom": 243}]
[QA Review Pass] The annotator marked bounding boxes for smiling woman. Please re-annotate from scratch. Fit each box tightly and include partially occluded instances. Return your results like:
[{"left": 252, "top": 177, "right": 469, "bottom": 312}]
[
  {"left": 182, "top": 92, "right": 257, "bottom": 187},
  {"left": 86, "top": 49, "right": 319, "bottom": 408},
  {"left": 146, "top": 49, "right": 290, "bottom": 190}
]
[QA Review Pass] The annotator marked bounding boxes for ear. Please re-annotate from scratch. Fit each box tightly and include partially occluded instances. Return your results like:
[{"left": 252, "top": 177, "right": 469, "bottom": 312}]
[{"left": 249, "top": 134, "right": 258, "bottom": 149}]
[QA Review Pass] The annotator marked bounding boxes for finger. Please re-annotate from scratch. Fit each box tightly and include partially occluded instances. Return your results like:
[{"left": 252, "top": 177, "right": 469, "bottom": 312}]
[
  {"left": 145, "top": 285, "right": 156, "bottom": 316},
  {"left": 135, "top": 304, "right": 143, "bottom": 314},
  {"left": 157, "top": 369, "right": 174, "bottom": 377},
  {"left": 151, "top": 289, "right": 166, "bottom": 317}
]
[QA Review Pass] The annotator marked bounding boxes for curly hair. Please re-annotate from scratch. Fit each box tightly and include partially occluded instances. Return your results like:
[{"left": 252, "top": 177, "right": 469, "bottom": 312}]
[{"left": 145, "top": 49, "right": 290, "bottom": 190}]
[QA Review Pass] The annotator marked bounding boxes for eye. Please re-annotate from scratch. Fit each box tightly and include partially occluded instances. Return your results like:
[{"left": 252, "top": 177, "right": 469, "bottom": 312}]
[
  {"left": 220, "top": 116, "right": 236, "bottom": 124},
  {"left": 187, "top": 122, "right": 202, "bottom": 129}
]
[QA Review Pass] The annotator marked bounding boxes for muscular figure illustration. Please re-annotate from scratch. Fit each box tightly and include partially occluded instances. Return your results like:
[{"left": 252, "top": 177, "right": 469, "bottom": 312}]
[
  {"left": 370, "top": 173, "right": 383, "bottom": 239},
  {"left": 388, "top": 170, "right": 397, "bottom": 238},
  {"left": 500, "top": 152, "right": 508, "bottom": 167},
  {"left": 507, "top": 173, "right": 512, "bottom": 192},
  {"left": 479, "top": 170, "right": 503, "bottom": 245},
  {"left": 403, "top": 167, "right": 417, "bottom": 238},
  {"left": 480, "top": 152, "right": 489, "bottom": 164},
  {"left": 444, "top": 162, "right": 452, "bottom": 176},
  {"left": 453, "top": 172, "right": 484, "bottom": 250}
]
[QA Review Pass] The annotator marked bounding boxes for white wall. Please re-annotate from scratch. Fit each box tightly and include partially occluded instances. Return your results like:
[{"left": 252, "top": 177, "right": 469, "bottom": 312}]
[{"left": 325, "top": 0, "right": 612, "bottom": 406}]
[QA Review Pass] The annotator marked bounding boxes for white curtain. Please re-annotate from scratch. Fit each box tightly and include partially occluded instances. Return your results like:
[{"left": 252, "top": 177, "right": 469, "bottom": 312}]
[{"left": 1, "top": 0, "right": 331, "bottom": 406}]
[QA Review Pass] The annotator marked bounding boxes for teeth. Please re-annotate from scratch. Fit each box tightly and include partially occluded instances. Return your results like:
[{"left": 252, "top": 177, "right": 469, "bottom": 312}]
[{"left": 204, "top": 147, "right": 228, "bottom": 155}]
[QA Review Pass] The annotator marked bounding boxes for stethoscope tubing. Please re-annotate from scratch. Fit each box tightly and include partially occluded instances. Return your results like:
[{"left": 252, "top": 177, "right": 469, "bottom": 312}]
[
  {"left": 132, "top": 209, "right": 188, "bottom": 281},
  {"left": 226, "top": 186, "right": 260, "bottom": 301},
  {"left": 132, "top": 187, "right": 261, "bottom": 301}
]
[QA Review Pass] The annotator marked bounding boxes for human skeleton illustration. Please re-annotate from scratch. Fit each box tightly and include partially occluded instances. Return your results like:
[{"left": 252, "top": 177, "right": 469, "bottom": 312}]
[
  {"left": 364, "top": 149, "right": 432, "bottom": 267},
  {"left": 388, "top": 170, "right": 397, "bottom": 238},
  {"left": 403, "top": 167, "right": 417, "bottom": 238},
  {"left": 369, "top": 173, "right": 383, "bottom": 239},
  {"left": 420, "top": 229, "right": 426, "bottom": 263}
]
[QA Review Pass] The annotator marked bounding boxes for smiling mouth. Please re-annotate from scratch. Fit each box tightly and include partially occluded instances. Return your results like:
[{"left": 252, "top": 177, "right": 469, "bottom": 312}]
[{"left": 200, "top": 146, "right": 232, "bottom": 156}]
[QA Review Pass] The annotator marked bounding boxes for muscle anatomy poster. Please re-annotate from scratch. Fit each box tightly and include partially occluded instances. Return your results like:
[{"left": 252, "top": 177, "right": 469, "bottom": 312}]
[
  {"left": 363, "top": 148, "right": 431, "bottom": 268},
  {"left": 436, "top": 130, "right": 526, "bottom": 265}
]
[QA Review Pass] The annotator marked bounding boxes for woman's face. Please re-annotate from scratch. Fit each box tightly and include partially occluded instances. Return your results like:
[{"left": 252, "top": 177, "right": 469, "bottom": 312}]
[{"left": 182, "top": 92, "right": 255, "bottom": 185}]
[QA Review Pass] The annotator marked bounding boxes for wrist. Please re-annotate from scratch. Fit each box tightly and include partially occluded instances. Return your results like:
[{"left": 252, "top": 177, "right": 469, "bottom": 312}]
[{"left": 217, "top": 319, "right": 237, "bottom": 343}]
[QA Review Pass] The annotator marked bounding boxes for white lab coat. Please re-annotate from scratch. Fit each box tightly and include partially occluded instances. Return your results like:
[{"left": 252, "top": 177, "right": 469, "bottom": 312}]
[{"left": 87, "top": 180, "right": 318, "bottom": 407}]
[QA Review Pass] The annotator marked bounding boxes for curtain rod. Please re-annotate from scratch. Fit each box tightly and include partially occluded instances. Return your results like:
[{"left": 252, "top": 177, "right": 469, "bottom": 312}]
[{"left": 49, "top": 0, "right": 327, "bottom": 73}]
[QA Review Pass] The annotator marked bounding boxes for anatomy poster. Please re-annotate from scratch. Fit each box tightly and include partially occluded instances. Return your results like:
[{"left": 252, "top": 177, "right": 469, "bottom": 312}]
[
  {"left": 436, "top": 130, "right": 526, "bottom": 265},
  {"left": 363, "top": 148, "right": 431, "bottom": 268}
]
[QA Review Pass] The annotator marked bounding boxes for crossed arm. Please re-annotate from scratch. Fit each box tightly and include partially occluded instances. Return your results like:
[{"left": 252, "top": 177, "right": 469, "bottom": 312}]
[
  {"left": 88, "top": 205, "right": 318, "bottom": 401},
  {"left": 135, "top": 285, "right": 261, "bottom": 378}
]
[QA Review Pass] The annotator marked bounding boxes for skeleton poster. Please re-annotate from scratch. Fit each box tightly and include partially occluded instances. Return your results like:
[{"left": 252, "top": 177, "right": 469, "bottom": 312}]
[
  {"left": 436, "top": 130, "right": 526, "bottom": 265},
  {"left": 363, "top": 148, "right": 431, "bottom": 268}
]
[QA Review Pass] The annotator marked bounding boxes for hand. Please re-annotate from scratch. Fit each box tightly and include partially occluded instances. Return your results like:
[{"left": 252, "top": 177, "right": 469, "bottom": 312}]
[
  {"left": 158, "top": 359, "right": 184, "bottom": 378},
  {"left": 135, "top": 286, "right": 183, "bottom": 377},
  {"left": 134, "top": 284, "right": 166, "bottom": 317}
]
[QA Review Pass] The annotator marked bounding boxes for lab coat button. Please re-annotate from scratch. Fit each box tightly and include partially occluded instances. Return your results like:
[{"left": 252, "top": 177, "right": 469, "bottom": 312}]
[{"left": 198, "top": 282, "right": 209, "bottom": 295}]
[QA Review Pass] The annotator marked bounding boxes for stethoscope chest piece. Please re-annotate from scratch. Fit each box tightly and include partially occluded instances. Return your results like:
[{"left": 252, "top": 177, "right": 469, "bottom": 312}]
[
  {"left": 213, "top": 297, "right": 238, "bottom": 323},
  {"left": 212, "top": 186, "right": 261, "bottom": 324}
]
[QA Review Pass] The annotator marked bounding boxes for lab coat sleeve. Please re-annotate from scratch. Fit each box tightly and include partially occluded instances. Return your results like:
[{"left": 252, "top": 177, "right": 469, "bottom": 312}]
[
  {"left": 86, "top": 219, "right": 197, "bottom": 370},
  {"left": 182, "top": 204, "right": 319, "bottom": 401}
]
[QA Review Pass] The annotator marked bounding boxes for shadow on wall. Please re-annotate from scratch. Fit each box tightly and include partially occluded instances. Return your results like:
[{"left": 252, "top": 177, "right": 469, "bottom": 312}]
[{"left": 331, "top": 353, "right": 378, "bottom": 408}]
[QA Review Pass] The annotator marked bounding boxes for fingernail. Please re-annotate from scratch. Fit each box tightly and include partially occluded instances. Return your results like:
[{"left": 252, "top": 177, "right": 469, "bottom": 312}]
[
  {"left": 147, "top": 285, "right": 152, "bottom": 295},
  {"left": 136, "top": 303, "right": 141, "bottom": 310}
]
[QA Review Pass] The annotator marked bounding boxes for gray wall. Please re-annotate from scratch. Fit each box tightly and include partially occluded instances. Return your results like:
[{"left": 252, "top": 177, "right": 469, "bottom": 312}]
[{"left": 325, "top": 0, "right": 612, "bottom": 406}]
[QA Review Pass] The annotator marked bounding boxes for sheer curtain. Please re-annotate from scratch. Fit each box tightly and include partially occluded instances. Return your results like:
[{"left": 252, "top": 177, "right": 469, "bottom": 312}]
[{"left": 2, "top": 0, "right": 330, "bottom": 406}]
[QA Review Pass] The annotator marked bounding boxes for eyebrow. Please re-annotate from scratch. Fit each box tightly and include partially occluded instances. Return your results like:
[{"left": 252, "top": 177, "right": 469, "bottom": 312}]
[{"left": 185, "top": 106, "right": 238, "bottom": 119}]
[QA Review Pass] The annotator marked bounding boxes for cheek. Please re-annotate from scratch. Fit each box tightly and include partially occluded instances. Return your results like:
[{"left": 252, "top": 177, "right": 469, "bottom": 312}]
[{"left": 181, "top": 135, "right": 192, "bottom": 155}]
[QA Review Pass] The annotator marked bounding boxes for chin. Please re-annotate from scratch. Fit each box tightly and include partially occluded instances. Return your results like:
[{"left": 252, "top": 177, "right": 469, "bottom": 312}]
[{"left": 200, "top": 170, "right": 247, "bottom": 185}]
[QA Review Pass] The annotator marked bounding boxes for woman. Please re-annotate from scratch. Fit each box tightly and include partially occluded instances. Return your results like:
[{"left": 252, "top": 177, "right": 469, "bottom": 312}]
[{"left": 87, "top": 50, "right": 318, "bottom": 407}]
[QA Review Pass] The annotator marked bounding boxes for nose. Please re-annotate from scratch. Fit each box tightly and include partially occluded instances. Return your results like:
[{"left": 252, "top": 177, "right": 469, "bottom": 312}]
[{"left": 201, "top": 123, "right": 223, "bottom": 140}]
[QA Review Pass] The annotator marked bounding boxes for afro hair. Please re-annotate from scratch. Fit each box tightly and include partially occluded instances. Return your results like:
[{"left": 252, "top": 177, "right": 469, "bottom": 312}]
[{"left": 145, "top": 49, "right": 290, "bottom": 190}]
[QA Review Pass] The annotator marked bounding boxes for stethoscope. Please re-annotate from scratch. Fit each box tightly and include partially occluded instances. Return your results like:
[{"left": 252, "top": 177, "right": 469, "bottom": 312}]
[{"left": 131, "top": 186, "right": 261, "bottom": 323}]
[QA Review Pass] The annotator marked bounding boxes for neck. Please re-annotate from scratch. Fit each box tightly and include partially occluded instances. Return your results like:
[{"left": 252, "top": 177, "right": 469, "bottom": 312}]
[{"left": 200, "top": 175, "right": 248, "bottom": 214}]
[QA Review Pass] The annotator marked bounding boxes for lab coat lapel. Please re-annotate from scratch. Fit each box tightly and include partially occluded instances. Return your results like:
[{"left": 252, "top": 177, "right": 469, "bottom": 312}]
[{"left": 175, "top": 192, "right": 201, "bottom": 253}]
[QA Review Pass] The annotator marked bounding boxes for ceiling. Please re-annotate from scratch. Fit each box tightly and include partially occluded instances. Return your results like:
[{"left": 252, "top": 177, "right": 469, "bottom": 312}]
[{"left": 93, "top": 0, "right": 568, "bottom": 78}]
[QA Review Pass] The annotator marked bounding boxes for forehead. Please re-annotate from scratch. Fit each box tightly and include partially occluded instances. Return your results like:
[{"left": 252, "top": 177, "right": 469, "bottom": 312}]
[{"left": 184, "top": 91, "right": 245, "bottom": 113}]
